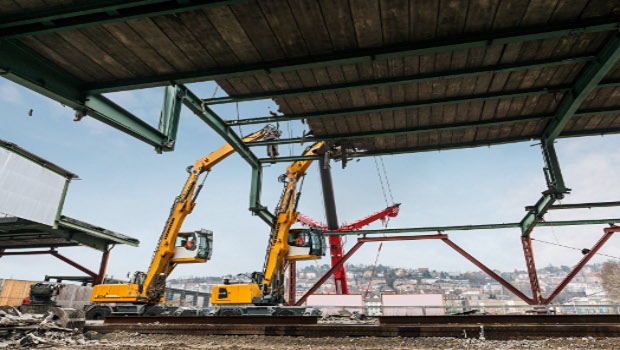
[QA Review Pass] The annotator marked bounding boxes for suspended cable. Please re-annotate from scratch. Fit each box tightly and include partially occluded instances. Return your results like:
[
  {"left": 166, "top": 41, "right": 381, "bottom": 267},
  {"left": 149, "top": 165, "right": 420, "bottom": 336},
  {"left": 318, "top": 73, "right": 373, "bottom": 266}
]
[
  {"left": 365, "top": 242, "right": 384, "bottom": 298},
  {"left": 532, "top": 238, "right": 620, "bottom": 260},
  {"left": 379, "top": 156, "right": 395, "bottom": 204},
  {"left": 374, "top": 157, "right": 389, "bottom": 207}
]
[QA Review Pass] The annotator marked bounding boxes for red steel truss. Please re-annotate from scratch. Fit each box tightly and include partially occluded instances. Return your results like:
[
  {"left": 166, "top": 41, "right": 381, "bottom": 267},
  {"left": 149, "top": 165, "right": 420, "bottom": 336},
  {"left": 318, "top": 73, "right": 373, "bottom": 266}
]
[{"left": 295, "top": 223, "right": 618, "bottom": 306}]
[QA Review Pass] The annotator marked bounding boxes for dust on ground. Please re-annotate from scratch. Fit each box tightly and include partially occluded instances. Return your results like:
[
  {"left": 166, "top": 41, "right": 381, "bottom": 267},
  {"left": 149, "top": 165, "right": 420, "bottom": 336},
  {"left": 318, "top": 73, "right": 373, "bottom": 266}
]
[{"left": 51, "top": 332, "right": 616, "bottom": 350}]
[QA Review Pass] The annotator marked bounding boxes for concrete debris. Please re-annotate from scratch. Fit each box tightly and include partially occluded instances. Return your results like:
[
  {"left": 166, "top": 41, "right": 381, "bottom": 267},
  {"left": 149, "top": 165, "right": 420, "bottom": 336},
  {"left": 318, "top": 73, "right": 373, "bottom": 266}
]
[{"left": 0, "top": 306, "right": 95, "bottom": 348}]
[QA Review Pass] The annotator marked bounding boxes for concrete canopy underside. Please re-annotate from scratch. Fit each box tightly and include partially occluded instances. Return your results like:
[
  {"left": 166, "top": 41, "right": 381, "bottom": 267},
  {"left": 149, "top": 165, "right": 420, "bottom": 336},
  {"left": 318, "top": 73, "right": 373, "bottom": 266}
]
[
  {"left": 0, "top": 215, "right": 139, "bottom": 252},
  {"left": 0, "top": 1, "right": 620, "bottom": 154}
]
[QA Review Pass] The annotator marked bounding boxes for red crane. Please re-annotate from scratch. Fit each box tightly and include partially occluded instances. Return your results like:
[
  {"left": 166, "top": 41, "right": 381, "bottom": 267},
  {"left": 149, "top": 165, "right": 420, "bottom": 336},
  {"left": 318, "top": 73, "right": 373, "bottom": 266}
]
[{"left": 296, "top": 203, "right": 400, "bottom": 294}]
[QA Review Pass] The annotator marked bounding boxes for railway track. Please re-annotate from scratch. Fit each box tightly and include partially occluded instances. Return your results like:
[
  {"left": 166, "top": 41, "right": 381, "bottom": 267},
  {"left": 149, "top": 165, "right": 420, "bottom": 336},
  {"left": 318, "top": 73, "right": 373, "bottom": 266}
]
[{"left": 85, "top": 315, "right": 620, "bottom": 340}]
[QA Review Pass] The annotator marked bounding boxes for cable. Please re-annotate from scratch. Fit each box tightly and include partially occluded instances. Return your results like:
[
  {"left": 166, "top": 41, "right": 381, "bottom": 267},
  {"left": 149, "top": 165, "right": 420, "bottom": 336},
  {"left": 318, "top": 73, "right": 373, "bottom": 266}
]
[
  {"left": 532, "top": 238, "right": 620, "bottom": 260},
  {"left": 379, "top": 157, "right": 395, "bottom": 204},
  {"left": 374, "top": 157, "right": 389, "bottom": 207}
]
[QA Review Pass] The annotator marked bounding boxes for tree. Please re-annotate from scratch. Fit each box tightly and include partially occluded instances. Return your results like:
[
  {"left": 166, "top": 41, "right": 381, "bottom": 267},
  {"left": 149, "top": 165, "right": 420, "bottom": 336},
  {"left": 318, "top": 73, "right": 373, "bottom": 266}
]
[{"left": 601, "top": 260, "right": 620, "bottom": 302}]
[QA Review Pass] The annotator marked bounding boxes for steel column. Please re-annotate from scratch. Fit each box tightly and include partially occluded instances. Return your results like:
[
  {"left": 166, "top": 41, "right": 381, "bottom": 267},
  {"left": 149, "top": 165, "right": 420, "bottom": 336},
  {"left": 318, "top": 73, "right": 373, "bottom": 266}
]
[
  {"left": 318, "top": 157, "right": 348, "bottom": 295},
  {"left": 95, "top": 246, "right": 112, "bottom": 285},
  {"left": 86, "top": 19, "right": 620, "bottom": 93},
  {"left": 295, "top": 242, "right": 365, "bottom": 306},
  {"left": 441, "top": 238, "right": 535, "bottom": 305},
  {"left": 521, "top": 236, "right": 543, "bottom": 304},
  {"left": 543, "top": 224, "right": 619, "bottom": 304},
  {"left": 250, "top": 166, "right": 275, "bottom": 226},
  {"left": 158, "top": 85, "right": 183, "bottom": 151}
]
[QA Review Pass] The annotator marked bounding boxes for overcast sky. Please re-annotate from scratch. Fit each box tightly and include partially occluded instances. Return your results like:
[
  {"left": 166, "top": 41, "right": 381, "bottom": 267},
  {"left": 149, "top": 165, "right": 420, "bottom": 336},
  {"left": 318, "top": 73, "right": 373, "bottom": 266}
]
[{"left": 1, "top": 79, "right": 620, "bottom": 282}]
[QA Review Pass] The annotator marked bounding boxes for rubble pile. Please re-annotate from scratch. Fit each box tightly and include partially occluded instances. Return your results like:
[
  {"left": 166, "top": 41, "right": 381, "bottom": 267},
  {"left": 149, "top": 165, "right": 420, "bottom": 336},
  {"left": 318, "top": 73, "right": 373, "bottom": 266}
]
[{"left": 0, "top": 306, "right": 94, "bottom": 348}]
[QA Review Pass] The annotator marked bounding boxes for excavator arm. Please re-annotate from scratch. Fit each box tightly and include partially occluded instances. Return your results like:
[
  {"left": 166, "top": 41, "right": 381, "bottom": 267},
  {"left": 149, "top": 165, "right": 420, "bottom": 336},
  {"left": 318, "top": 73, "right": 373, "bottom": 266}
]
[
  {"left": 91, "top": 125, "right": 278, "bottom": 304},
  {"left": 259, "top": 142, "right": 325, "bottom": 302},
  {"left": 211, "top": 141, "right": 327, "bottom": 307}
]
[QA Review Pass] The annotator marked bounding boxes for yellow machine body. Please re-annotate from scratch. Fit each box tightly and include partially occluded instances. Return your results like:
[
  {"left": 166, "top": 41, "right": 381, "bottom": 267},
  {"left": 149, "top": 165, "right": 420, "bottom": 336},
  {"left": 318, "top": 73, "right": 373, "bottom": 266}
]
[{"left": 210, "top": 283, "right": 261, "bottom": 304}]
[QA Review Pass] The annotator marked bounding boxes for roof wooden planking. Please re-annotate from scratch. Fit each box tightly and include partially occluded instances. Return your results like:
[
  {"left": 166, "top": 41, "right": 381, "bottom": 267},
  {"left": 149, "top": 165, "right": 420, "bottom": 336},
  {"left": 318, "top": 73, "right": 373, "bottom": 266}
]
[{"left": 1, "top": 0, "right": 620, "bottom": 154}]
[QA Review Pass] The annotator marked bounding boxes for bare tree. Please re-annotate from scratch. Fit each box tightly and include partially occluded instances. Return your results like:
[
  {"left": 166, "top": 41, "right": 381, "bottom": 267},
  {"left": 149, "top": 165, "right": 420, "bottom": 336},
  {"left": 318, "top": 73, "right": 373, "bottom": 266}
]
[{"left": 601, "top": 260, "right": 620, "bottom": 302}]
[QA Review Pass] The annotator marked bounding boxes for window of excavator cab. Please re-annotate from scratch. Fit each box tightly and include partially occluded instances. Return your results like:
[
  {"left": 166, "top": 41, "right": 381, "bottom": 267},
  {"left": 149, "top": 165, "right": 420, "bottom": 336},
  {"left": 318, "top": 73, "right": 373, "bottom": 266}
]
[{"left": 290, "top": 231, "right": 311, "bottom": 247}]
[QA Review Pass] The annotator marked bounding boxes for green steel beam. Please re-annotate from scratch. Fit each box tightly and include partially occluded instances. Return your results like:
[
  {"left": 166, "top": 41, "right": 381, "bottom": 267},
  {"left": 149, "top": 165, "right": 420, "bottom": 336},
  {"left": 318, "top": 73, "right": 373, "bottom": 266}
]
[
  {"left": 325, "top": 218, "right": 620, "bottom": 236},
  {"left": 84, "top": 94, "right": 169, "bottom": 151},
  {"left": 0, "top": 0, "right": 247, "bottom": 39},
  {"left": 542, "top": 33, "right": 620, "bottom": 143},
  {"left": 171, "top": 84, "right": 273, "bottom": 226},
  {"left": 228, "top": 85, "right": 571, "bottom": 126},
  {"left": 85, "top": 19, "right": 620, "bottom": 94},
  {"left": 0, "top": 40, "right": 170, "bottom": 151},
  {"left": 203, "top": 56, "right": 593, "bottom": 105},
  {"left": 246, "top": 106, "right": 620, "bottom": 147},
  {"left": 158, "top": 85, "right": 183, "bottom": 150},
  {"left": 174, "top": 85, "right": 261, "bottom": 169},
  {"left": 258, "top": 126, "right": 620, "bottom": 164},
  {"left": 525, "top": 201, "right": 620, "bottom": 211},
  {"left": 520, "top": 33, "right": 620, "bottom": 237},
  {"left": 250, "top": 166, "right": 275, "bottom": 226}
]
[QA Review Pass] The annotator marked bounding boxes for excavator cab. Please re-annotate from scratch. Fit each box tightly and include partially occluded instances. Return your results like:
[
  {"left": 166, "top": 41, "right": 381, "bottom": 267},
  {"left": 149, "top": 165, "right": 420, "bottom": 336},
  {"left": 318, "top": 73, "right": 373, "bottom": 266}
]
[
  {"left": 171, "top": 229, "right": 213, "bottom": 263},
  {"left": 286, "top": 228, "right": 326, "bottom": 261}
]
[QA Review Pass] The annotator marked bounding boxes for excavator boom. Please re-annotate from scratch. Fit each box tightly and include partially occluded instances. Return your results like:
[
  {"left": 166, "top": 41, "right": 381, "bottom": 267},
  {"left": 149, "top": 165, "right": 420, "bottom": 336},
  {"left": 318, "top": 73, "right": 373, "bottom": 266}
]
[{"left": 90, "top": 126, "right": 278, "bottom": 307}]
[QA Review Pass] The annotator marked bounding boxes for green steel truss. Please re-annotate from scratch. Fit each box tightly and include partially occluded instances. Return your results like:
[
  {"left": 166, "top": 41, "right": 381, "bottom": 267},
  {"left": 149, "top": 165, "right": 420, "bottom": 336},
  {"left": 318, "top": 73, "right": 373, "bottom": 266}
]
[
  {"left": 0, "top": 0, "right": 248, "bottom": 40},
  {"left": 519, "top": 32, "right": 620, "bottom": 237},
  {"left": 160, "top": 85, "right": 274, "bottom": 225},
  {"left": 0, "top": 40, "right": 172, "bottom": 152},
  {"left": 86, "top": 19, "right": 620, "bottom": 94}
]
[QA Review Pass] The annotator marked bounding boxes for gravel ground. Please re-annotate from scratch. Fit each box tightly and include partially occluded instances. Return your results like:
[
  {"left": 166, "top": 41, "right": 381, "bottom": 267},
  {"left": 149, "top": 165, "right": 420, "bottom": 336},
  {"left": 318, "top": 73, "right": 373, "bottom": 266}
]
[{"left": 50, "top": 332, "right": 619, "bottom": 350}]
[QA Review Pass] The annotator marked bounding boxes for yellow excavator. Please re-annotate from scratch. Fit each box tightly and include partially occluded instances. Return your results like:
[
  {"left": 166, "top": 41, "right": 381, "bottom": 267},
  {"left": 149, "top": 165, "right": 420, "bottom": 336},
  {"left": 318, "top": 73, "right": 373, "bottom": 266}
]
[
  {"left": 85, "top": 125, "right": 280, "bottom": 319},
  {"left": 209, "top": 142, "right": 327, "bottom": 316}
]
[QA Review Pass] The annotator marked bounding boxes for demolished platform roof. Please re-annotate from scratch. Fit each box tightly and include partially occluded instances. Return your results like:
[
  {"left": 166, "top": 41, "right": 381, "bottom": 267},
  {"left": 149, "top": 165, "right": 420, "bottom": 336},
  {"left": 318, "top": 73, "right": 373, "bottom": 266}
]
[
  {"left": 1, "top": 1, "right": 620, "bottom": 154},
  {"left": 0, "top": 214, "right": 139, "bottom": 252}
]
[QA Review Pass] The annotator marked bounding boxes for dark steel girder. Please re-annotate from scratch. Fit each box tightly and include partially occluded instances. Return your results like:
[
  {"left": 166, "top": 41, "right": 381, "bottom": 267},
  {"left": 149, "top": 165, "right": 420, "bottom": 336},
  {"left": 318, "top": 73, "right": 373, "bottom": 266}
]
[
  {"left": 258, "top": 126, "right": 620, "bottom": 163},
  {"left": 246, "top": 107, "right": 620, "bottom": 147},
  {"left": 228, "top": 85, "right": 572, "bottom": 126},
  {"left": 0, "top": 40, "right": 170, "bottom": 151},
  {"left": 203, "top": 56, "right": 593, "bottom": 105},
  {"left": 85, "top": 18, "right": 620, "bottom": 94},
  {"left": 0, "top": 0, "right": 247, "bottom": 40}
]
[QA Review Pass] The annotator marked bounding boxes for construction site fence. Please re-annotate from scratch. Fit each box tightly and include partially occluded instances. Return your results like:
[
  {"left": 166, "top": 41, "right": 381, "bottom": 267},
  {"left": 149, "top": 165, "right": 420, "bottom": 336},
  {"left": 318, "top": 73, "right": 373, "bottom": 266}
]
[{"left": 309, "top": 304, "right": 620, "bottom": 316}]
